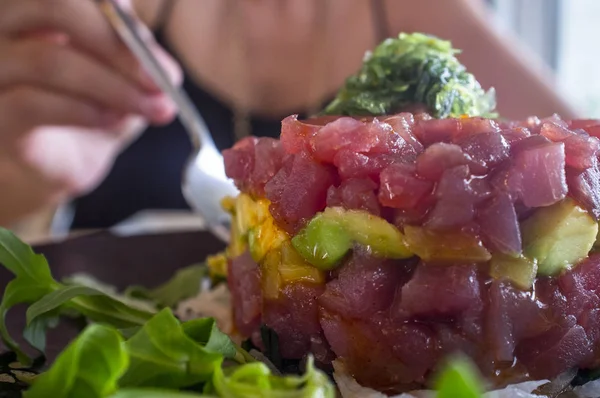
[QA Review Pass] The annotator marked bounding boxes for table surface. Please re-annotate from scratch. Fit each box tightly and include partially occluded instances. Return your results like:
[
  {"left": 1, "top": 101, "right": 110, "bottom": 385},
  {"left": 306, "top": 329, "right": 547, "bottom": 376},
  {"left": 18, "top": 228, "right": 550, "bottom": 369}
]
[{"left": 0, "top": 229, "right": 226, "bottom": 362}]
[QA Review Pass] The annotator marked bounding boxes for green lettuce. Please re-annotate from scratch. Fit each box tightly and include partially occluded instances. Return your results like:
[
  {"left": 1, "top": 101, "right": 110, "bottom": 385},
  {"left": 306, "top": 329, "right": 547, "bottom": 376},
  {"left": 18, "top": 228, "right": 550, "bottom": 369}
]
[
  {"left": 0, "top": 228, "right": 156, "bottom": 364},
  {"left": 208, "top": 357, "right": 335, "bottom": 398},
  {"left": 23, "top": 324, "right": 128, "bottom": 398},
  {"left": 22, "top": 310, "right": 333, "bottom": 398},
  {"left": 118, "top": 309, "right": 234, "bottom": 388}
]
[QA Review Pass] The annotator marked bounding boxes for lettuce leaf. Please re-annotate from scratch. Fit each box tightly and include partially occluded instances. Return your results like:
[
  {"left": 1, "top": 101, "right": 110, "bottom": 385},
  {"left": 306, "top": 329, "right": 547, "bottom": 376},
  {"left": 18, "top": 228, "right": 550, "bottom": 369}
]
[
  {"left": 110, "top": 390, "right": 216, "bottom": 398},
  {"left": 17, "top": 306, "right": 334, "bottom": 397},
  {"left": 0, "top": 228, "right": 156, "bottom": 364},
  {"left": 124, "top": 264, "right": 207, "bottom": 308},
  {"left": 208, "top": 356, "right": 335, "bottom": 398},
  {"left": 23, "top": 324, "right": 128, "bottom": 398},
  {"left": 0, "top": 229, "right": 61, "bottom": 363},
  {"left": 118, "top": 309, "right": 231, "bottom": 389}
]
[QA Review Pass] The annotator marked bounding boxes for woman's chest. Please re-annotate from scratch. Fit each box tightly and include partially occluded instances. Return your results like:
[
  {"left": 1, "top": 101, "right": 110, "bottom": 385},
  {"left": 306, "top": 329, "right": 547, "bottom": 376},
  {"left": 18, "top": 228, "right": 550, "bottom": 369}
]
[{"left": 164, "top": 0, "right": 380, "bottom": 116}]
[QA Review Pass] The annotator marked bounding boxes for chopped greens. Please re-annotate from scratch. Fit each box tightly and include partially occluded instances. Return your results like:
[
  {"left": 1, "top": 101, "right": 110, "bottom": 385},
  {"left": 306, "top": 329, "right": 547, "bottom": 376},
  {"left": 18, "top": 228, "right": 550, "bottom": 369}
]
[{"left": 323, "top": 32, "right": 497, "bottom": 118}]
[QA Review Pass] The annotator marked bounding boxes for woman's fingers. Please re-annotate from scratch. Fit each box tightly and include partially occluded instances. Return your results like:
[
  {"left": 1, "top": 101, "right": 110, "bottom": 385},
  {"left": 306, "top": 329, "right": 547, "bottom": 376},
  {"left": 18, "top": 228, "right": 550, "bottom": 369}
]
[
  {"left": 0, "top": 86, "right": 127, "bottom": 139},
  {"left": 0, "top": 0, "right": 181, "bottom": 93},
  {"left": 0, "top": 39, "right": 176, "bottom": 124}
]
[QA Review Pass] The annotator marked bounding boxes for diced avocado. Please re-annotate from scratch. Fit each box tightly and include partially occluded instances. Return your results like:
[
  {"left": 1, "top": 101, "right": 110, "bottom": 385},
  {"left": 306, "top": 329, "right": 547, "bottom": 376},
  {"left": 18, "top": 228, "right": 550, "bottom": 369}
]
[
  {"left": 291, "top": 207, "right": 412, "bottom": 270},
  {"left": 489, "top": 254, "right": 538, "bottom": 290},
  {"left": 327, "top": 208, "right": 413, "bottom": 259},
  {"left": 521, "top": 198, "right": 598, "bottom": 276},
  {"left": 291, "top": 213, "right": 352, "bottom": 270}
]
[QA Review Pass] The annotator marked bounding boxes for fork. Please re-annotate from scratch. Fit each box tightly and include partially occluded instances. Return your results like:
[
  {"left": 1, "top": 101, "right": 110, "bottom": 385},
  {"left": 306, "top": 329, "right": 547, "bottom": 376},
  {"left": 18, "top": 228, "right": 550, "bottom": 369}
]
[{"left": 97, "top": 0, "right": 239, "bottom": 242}]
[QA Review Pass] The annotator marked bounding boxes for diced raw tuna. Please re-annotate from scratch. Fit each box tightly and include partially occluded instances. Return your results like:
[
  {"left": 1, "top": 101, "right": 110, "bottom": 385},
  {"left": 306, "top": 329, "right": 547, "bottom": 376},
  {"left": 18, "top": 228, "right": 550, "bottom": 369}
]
[
  {"left": 425, "top": 165, "right": 491, "bottom": 229},
  {"left": 265, "top": 152, "right": 337, "bottom": 233},
  {"left": 516, "top": 320, "right": 593, "bottom": 379},
  {"left": 227, "top": 251, "right": 262, "bottom": 337},
  {"left": 223, "top": 136, "right": 257, "bottom": 184},
  {"left": 280, "top": 115, "right": 321, "bottom": 154},
  {"left": 486, "top": 281, "right": 551, "bottom": 362},
  {"left": 327, "top": 178, "right": 381, "bottom": 216},
  {"left": 320, "top": 314, "right": 405, "bottom": 388},
  {"left": 226, "top": 113, "right": 600, "bottom": 391},
  {"left": 379, "top": 163, "right": 433, "bottom": 209},
  {"left": 320, "top": 249, "right": 414, "bottom": 319},
  {"left": 454, "top": 117, "right": 501, "bottom": 141},
  {"left": 564, "top": 134, "right": 600, "bottom": 170},
  {"left": 382, "top": 113, "right": 425, "bottom": 153},
  {"left": 567, "top": 160, "right": 600, "bottom": 219},
  {"left": 458, "top": 131, "right": 510, "bottom": 173},
  {"left": 415, "top": 143, "right": 474, "bottom": 181},
  {"left": 541, "top": 122, "right": 575, "bottom": 142},
  {"left": 262, "top": 282, "right": 325, "bottom": 359},
  {"left": 334, "top": 151, "right": 401, "bottom": 181},
  {"left": 512, "top": 140, "right": 567, "bottom": 207},
  {"left": 477, "top": 192, "right": 522, "bottom": 255},
  {"left": 414, "top": 118, "right": 461, "bottom": 146},
  {"left": 309, "top": 117, "right": 373, "bottom": 163},
  {"left": 500, "top": 127, "right": 531, "bottom": 145},
  {"left": 397, "top": 263, "right": 481, "bottom": 317}
]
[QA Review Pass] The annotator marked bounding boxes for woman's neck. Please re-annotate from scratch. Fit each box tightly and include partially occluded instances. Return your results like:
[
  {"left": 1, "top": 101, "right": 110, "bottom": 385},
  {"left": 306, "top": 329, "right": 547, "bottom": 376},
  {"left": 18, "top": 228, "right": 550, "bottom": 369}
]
[{"left": 147, "top": 0, "right": 379, "bottom": 117}]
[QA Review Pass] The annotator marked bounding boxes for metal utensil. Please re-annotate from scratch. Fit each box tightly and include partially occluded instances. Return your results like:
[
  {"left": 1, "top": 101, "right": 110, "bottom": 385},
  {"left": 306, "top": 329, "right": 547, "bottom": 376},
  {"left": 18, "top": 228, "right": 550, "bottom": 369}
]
[{"left": 97, "top": 0, "right": 238, "bottom": 242}]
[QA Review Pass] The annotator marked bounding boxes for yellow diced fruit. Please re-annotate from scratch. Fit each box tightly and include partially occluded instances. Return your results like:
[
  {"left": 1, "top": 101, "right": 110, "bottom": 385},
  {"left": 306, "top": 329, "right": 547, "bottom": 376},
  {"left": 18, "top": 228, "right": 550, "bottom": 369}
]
[
  {"left": 261, "top": 249, "right": 282, "bottom": 300},
  {"left": 279, "top": 242, "right": 325, "bottom": 284},
  {"left": 207, "top": 252, "right": 228, "bottom": 279},
  {"left": 248, "top": 217, "right": 288, "bottom": 263},
  {"left": 221, "top": 196, "right": 237, "bottom": 215},
  {"left": 227, "top": 219, "right": 248, "bottom": 258},
  {"left": 235, "top": 193, "right": 262, "bottom": 236},
  {"left": 489, "top": 254, "right": 538, "bottom": 290},
  {"left": 403, "top": 226, "right": 491, "bottom": 263}
]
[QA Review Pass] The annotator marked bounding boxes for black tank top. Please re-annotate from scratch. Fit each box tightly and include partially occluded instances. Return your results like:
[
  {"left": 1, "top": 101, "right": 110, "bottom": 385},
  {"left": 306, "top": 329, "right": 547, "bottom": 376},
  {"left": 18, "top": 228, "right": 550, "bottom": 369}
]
[{"left": 70, "top": 0, "right": 388, "bottom": 229}]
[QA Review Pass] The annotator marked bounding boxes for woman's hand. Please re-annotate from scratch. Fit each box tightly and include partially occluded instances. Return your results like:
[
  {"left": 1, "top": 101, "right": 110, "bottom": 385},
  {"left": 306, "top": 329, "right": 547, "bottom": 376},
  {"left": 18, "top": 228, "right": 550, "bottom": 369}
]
[{"left": 0, "top": 0, "right": 182, "bottom": 225}]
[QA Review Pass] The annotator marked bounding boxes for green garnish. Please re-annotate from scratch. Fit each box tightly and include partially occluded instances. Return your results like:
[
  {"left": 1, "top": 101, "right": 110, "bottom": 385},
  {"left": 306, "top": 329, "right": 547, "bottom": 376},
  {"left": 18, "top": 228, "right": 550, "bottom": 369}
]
[
  {"left": 0, "top": 228, "right": 334, "bottom": 397},
  {"left": 323, "top": 32, "right": 497, "bottom": 118},
  {"left": 0, "top": 228, "right": 156, "bottom": 365},
  {"left": 22, "top": 311, "right": 333, "bottom": 398},
  {"left": 435, "top": 355, "right": 484, "bottom": 398}
]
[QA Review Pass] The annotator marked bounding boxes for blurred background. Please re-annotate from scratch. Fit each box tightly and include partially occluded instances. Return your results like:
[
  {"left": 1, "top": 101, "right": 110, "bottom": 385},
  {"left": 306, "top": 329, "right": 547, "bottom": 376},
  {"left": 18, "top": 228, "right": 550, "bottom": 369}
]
[{"left": 488, "top": 0, "right": 600, "bottom": 116}]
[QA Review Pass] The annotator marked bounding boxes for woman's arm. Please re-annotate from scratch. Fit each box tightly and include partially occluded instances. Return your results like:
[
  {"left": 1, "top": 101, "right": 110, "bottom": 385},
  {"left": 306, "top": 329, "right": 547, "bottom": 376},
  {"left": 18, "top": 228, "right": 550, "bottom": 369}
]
[{"left": 384, "top": 0, "right": 579, "bottom": 119}]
